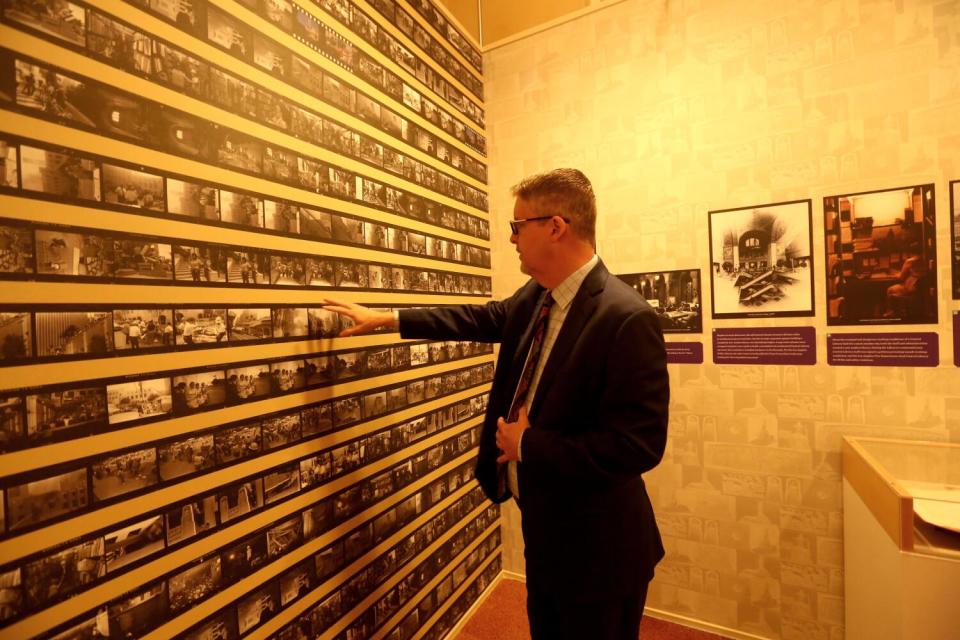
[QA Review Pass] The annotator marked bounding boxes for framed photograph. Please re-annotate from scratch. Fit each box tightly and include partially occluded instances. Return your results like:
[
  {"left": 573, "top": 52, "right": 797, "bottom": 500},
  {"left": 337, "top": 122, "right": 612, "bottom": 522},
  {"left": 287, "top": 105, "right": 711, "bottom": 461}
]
[
  {"left": 92, "top": 447, "right": 159, "bottom": 501},
  {"left": 824, "top": 184, "right": 937, "bottom": 324},
  {"left": 107, "top": 582, "right": 167, "bottom": 639},
  {"left": 225, "top": 364, "right": 271, "bottom": 403},
  {"left": 112, "top": 309, "right": 170, "bottom": 351},
  {"left": 33, "top": 311, "right": 111, "bottom": 358},
  {"left": 167, "top": 178, "right": 219, "bottom": 220},
  {"left": 25, "top": 385, "right": 106, "bottom": 446},
  {"left": 0, "top": 222, "right": 34, "bottom": 274},
  {"left": 269, "top": 359, "right": 306, "bottom": 394},
  {"left": 172, "top": 370, "right": 226, "bottom": 415},
  {"left": 951, "top": 180, "right": 959, "bottom": 299},
  {"left": 23, "top": 538, "right": 105, "bottom": 610},
  {"left": 228, "top": 308, "right": 272, "bottom": 341},
  {"left": 173, "top": 245, "right": 227, "bottom": 283},
  {"left": 0, "top": 311, "right": 31, "bottom": 362},
  {"left": 273, "top": 307, "right": 308, "bottom": 338},
  {"left": 708, "top": 200, "right": 814, "bottom": 318},
  {"left": 159, "top": 433, "right": 214, "bottom": 482},
  {"left": 104, "top": 515, "right": 165, "bottom": 573},
  {"left": 106, "top": 377, "right": 172, "bottom": 425},
  {"left": 114, "top": 239, "right": 173, "bottom": 280},
  {"left": 20, "top": 145, "right": 100, "bottom": 202},
  {"left": 168, "top": 556, "right": 222, "bottom": 613},
  {"left": 174, "top": 308, "right": 228, "bottom": 346},
  {"left": 165, "top": 496, "right": 217, "bottom": 546},
  {"left": 6, "top": 467, "right": 88, "bottom": 532},
  {"left": 218, "top": 479, "right": 264, "bottom": 524},
  {"left": 617, "top": 269, "right": 703, "bottom": 333}
]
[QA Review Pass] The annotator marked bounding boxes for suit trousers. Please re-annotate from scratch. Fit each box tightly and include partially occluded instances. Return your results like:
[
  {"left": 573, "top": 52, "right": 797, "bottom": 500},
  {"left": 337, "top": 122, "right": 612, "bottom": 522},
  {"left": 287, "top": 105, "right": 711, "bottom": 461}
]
[{"left": 526, "top": 579, "right": 650, "bottom": 640}]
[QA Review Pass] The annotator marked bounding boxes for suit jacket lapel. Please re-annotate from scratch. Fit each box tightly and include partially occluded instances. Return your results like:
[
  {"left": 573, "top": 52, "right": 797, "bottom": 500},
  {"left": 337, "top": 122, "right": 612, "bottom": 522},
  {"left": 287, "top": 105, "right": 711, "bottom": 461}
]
[{"left": 529, "top": 262, "right": 608, "bottom": 419}]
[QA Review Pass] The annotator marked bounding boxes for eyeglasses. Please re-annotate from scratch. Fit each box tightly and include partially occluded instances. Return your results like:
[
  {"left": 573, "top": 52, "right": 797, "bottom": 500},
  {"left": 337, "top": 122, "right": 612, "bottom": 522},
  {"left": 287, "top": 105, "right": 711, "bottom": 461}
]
[{"left": 509, "top": 215, "right": 569, "bottom": 235}]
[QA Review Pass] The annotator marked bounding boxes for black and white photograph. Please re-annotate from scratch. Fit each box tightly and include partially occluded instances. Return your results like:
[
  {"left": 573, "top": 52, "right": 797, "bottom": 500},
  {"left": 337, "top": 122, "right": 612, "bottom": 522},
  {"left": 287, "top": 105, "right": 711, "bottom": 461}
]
[
  {"left": 226, "top": 363, "right": 271, "bottom": 403},
  {"left": 273, "top": 307, "right": 308, "bottom": 338},
  {"left": 236, "top": 582, "right": 279, "bottom": 635},
  {"left": 335, "top": 260, "right": 368, "bottom": 287},
  {"left": 113, "top": 239, "right": 173, "bottom": 280},
  {"left": 219, "top": 190, "right": 263, "bottom": 229},
  {"left": 215, "top": 421, "right": 262, "bottom": 465},
  {"left": 314, "top": 540, "right": 344, "bottom": 582},
  {"left": 102, "top": 164, "right": 165, "bottom": 212},
  {"left": 86, "top": 14, "right": 151, "bottom": 75},
  {"left": 262, "top": 145, "right": 298, "bottom": 183},
  {"left": 307, "top": 308, "right": 339, "bottom": 339},
  {"left": 106, "top": 377, "right": 172, "bottom": 425},
  {"left": 0, "top": 222, "right": 34, "bottom": 274},
  {"left": 168, "top": 556, "right": 222, "bottom": 613},
  {"left": 0, "top": 311, "right": 31, "bottom": 362},
  {"left": 326, "top": 166, "right": 355, "bottom": 199},
  {"left": 951, "top": 179, "right": 959, "bottom": 299},
  {"left": 4, "top": 0, "right": 86, "bottom": 46},
  {"left": 264, "top": 464, "right": 301, "bottom": 504},
  {"left": 366, "top": 347, "right": 392, "bottom": 375},
  {"left": 387, "top": 386, "right": 407, "bottom": 411},
  {"left": 5, "top": 467, "right": 88, "bottom": 532},
  {"left": 104, "top": 515, "right": 165, "bottom": 573},
  {"left": 305, "top": 257, "right": 335, "bottom": 286},
  {"left": 331, "top": 214, "right": 364, "bottom": 244},
  {"left": 173, "top": 245, "right": 228, "bottom": 283},
  {"left": 151, "top": 106, "right": 212, "bottom": 159},
  {"left": 270, "top": 254, "right": 306, "bottom": 286},
  {"left": 304, "top": 356, "right": 334, "bottom": 388},
  {"left": 221, "top": 533, "right": 268, "bottom": 584},
  {"left": 0, "top": 568, "right": 22, "bottom": 622},
  {"left": 44, "top": 609, "right": 112, "bottom": 640},
  {"left": 209, "top": 68, "right": 257, "bottom": 119},
  {"left": 0, "top": 395, "right": 24, "bottom": 452},
  {"left": 299, "top": 207, "right": 332, "bottom": 240},
  {"left": 159, "top": 433, "right": 215, "bottom": 481},
  {"left": 367, "top": 264, "right": 391, "bottom": 289},
  {"left": 172, "top": 370, "right": 226, "bottom": 415},
  {"left": 617, "top": 269, "right": 703, "bottom": 333},
  {"left": 708, "top": 200, "right": 814, "bottom": 318},
  {"left": 335, "top": 350, "right": 365, "bottom": 380},
  {"left": 301, "top": 403, "right": 333, "bottom": 436},
  {"left": 262, "top": 413, "right": 301, "bottom": 450},
  {"left": 299, "top": 452, "right": 332, "bottom": 490},
  {"left": 182, "top": 609, "right": 239, "bottom": 640},
  {"left": 35, "top": 311, "right": 112, "bottom": 357},
  {"left": 322, "top": 74, "right": 355, "bottom": 112},
  {"left": 35, "top": 229, "right": 113, "bottom": 277},
  {"left": 166, "top": 178, "right": 219, "bottom": 220},
  {"left": 363, "top": 391, "right": 388, "bottom": 418},
  {"left": 212, "top": 129, "right": 263, "bottom": 174},
  {"left": 15, "top": 61, "right": 95, "bottom": 128},
  {"left": 112, "top": 309, "right": 170, "bottom": 350},
  {"left": 824, "top": 184, "right": 937, "bottom": 324},
  {"left": 267, "top": 515, "right": 303, "bottom": 558},
  {"left": 218, "top": 479, "right": 264, "bottom": 525},
  {"left": 226, "top": 250, "right": 269, "bottom": 285},
  {"left": 23, "top": 538, "right": 105, "bottom": 610},
  {"left": 26, "top": 385, "right": 107, "bottom": 445},
  {"left": 206, "top": 5, "right": 251, "bottom": 58},
  {"left": 165, "top": 496, "right": 218, "bottom": 546},
  {"left": 175, "top": 308, "right": 228, "bottom": 345},
  {"left": 107, "top": 582, "right": 167, "bottom": 640},
  {"left": 228, "top": 308, "right": 272, "bottom": 342},
  {"left": 264, "top": 200, "right": 300, "bottom": 234},
  {"left": 20, "top": 145, "right": 100, "bottom": 202},
  {"left": 333, "top": 396, "right": 361, "bottom": 425},
  {"left": 406, "top": 379, "right": 425, "bottom": 404},
  {"left": 92, "top": 447, "right": 158, "bottom": 501},
  {"left": 253, "top": 33, "right": 289, "bottom": 77},
  {"left": 151, "top": 42, "right": 208, "bottom": 99},
  {"left": 279, "top": 561, "right": 313, "bottom": 607}
]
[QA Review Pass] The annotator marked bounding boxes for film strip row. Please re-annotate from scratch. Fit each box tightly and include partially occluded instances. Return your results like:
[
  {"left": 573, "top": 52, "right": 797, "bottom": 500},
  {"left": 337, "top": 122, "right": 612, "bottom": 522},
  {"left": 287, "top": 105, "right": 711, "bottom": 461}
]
[
  {"left": 0, "top": 49, "right": 488, "bottom": 220},
  {"left": 123, "top": 0, "right": 486, "bottom": 133},
  {"left": 9, "top": 426, "right": 486, "bottom": 638},
  {"left": 0, "top": 319, "right": 493, "bottom": 448},
  {"left": 0, "top": 393, "right": 487, "bottom": 630},
  {"left": 367, "top": 0, "right": 482, "bottom": 74},
  {"left": 0, "top": 298, "right": 492, "bottom": 366},
  {"left": 310, "top": 0, "right": 483, "bottom": 101},
  {"left": 3, "top": 1, "right": 488, "bottom": 186},
  {"left": 0, "top": 217, "right": 492, "bottom": 296},
  {"left": 289, "top": 506, "right": 500, "bottom": 640},
  {"left": 407, "top": 556, "right": 502, "bottom": 640}
]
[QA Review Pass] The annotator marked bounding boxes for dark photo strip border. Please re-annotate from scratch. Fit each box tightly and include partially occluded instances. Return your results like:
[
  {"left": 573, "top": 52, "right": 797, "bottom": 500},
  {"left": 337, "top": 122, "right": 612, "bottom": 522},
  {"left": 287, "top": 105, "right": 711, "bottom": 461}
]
[
  {"left": 384, "top": 0, "right": 483, "bottom": 73},
  {"left": 413, "top": 556, "right": 503, "bottom": 640},
  {"left": 11, "top": 419, "right": 485, "bottom": 637},
  {"left": 616, "top": 268, "right": 704, "bottom": 334},
  {"left": 0, "top": 216, "right": 491, "bottom": 301},
  {"left": 0, "top": 321, "right": 494, "bottom": 449},
  {"left": 2, "top": 0, "right": 487, "bottom": 158},
  {"left": 0, "top": 48, "right": 488, "bottom": 220}
]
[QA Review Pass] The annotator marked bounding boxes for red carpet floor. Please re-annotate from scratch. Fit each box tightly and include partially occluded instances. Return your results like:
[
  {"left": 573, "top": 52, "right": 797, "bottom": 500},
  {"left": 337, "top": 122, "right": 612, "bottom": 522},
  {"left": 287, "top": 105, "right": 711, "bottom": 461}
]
[{"left": 454, "top": 579, "right": 731, "bottom": 640}]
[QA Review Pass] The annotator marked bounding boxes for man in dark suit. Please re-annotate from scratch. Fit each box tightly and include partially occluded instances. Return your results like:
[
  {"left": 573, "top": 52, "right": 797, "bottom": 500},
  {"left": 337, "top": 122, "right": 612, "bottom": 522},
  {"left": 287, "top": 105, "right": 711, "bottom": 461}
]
[{"left": 324, "top": 168, "right": 669, "bottom": 640}]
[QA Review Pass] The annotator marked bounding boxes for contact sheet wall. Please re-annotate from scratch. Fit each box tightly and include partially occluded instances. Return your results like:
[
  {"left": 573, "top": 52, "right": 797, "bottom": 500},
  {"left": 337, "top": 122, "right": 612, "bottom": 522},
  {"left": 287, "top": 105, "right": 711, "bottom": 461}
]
[{"left": 0, "top": 1, "right": 495, "bottom": 639}]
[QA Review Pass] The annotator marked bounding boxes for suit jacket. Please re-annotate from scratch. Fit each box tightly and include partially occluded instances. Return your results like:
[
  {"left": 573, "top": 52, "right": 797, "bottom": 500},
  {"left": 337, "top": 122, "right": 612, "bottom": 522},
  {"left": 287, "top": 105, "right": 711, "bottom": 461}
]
[{"left": 399, "top": 260, "right": 669, "bottom": 600}]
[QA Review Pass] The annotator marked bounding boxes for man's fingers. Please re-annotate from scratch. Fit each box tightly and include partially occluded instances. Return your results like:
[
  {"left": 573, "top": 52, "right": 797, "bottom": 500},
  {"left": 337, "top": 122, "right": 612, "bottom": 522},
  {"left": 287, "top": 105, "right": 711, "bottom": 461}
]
[{"left": 496, "top": 454, "right": 508, "bottom": 465}]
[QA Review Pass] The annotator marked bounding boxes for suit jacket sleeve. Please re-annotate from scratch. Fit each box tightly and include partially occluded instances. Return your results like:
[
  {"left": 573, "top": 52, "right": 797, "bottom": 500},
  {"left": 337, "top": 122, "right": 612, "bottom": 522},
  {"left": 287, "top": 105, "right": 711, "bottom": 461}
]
[
  {"left": 397, "top": 283, "right": 534, "bottom": 342},
  {"left": 520, "top": 306, "right": 669, "bottom": 487}
]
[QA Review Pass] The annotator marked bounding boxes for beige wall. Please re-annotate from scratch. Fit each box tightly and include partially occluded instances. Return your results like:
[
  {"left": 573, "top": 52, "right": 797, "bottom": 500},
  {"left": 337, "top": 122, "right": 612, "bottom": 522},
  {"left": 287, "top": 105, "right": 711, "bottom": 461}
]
[{"left": 484, "top": 0, "right": 960, "bottom": 638}]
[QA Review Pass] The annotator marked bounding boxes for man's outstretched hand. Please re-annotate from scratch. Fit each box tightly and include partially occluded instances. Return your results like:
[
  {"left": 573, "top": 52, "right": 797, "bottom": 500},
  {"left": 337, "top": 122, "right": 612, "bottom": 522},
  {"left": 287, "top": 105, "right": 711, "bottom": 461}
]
[{"left": 322, "top": 298, "right": 397, "bottom": 336}]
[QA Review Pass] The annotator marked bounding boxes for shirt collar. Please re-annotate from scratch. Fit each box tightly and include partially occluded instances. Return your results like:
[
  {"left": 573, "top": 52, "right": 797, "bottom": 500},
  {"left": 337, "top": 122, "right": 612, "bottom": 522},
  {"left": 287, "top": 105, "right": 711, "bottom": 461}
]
[{"left": 550, "top": 254, "right": 599, "bottom": 310}]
